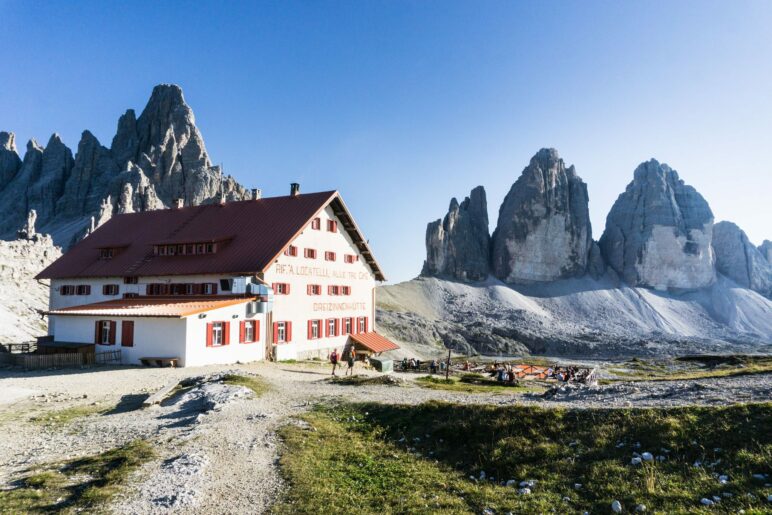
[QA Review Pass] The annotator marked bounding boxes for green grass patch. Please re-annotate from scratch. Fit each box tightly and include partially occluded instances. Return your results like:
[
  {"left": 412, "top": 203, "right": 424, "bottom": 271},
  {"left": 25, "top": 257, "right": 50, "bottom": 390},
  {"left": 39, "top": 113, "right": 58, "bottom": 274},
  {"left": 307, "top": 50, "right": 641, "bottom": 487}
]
[
  {"left": 415, "top": 374, "right": 542, "bottom": 394},
  {"left": 0, "top": 440, "right": 154, "bottom": 514},
  {"left": 221, "top": 373, "right": 270, "bottom": 396},
  {"left": 275, "top": 402, "right": 772, "bottom": 514},
  {"left": 327, "top": 375, "right": 404, "bottom": 386},
  {"left": 30, "top": 404, "right": 108, "bottom": 427},
  {"left": 609, "top": 355, "right": 772, "bottom": 381}
]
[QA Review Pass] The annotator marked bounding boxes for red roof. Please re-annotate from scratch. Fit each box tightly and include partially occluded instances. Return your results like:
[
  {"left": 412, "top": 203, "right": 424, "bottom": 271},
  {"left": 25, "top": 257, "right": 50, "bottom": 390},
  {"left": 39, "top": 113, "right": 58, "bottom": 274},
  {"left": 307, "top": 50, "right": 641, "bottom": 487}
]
[
  {"left": 350, "top": 332, "right": 400, "bottom": 353},
  {"left": 47, "top": 296, "right": 254, "bottom": 318},
  {"left": 37, "top": 191, "right": 385, "bottom": 281}
]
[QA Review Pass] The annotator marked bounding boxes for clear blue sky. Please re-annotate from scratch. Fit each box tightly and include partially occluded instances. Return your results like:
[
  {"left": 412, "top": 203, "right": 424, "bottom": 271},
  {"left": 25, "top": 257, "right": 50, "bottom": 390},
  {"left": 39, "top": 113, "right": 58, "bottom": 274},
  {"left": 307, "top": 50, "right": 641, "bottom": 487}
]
[{"left": 2, "top": 1, "right": 771, "bottom": 283}]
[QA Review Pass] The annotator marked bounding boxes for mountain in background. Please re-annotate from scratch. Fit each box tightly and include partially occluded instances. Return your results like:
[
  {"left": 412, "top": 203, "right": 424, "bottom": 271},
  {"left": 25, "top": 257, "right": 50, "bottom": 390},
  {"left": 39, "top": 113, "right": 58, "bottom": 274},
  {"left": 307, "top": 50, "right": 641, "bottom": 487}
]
[
  {"left": 0, "top": 84, "right": 249, "bottom": 247},
  {"left": 378, "top": 149, "right": 772, "bottom": 357}
]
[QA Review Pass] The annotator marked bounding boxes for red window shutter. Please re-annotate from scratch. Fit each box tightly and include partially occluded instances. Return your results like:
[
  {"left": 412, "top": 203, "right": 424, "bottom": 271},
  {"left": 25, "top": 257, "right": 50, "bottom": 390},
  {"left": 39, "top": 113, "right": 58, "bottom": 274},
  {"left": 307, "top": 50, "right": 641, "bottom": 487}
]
[
  {"left": 223, "top": 322, "right": 230, "bottom": 345},
  {"left": 285, "top": 283, "right": 290, "bottom": 295},
  {"left": 206, "top": 323, "right": 213, "bottom": 347},
  {"left": 211, "top": 283, "right": 218, "bottom": 294},
  {"left": 94, "top": 321, "right": 101, "bottom": 344},
  {"left": 121, "top": 321, "right": 134, "bottom": 347},
  {"left": 254, "top": 320, "right": 260, "bottom": 342},
  {"left": 108, "top": 321, "right": 116, "bottom": 345},
  {"left": 239, "top": 321, "right": 246, "bottom": 343},
  {"left": 307, "top": 284, "right": 311, "bottom": 295},
  {"left": 334, "top": 318, "right": 340, "bottom": 336},
  {"left": 364, "top": 317, "right": 369, "bottom": 333},
  {"left": 308, "top": 320, "right": 313, "bottom": 339},
  {"left": 325, "top": 319, "right": 330, "bottom": 337},
  {"left": 193, "top": 283, "right": 202, "bottom": 295},
  {"left": 286, "top": 322, "right": 292, "bottom": 342},
  {"left": 273, "top": 322, "right": 279, "bottom": 343}
]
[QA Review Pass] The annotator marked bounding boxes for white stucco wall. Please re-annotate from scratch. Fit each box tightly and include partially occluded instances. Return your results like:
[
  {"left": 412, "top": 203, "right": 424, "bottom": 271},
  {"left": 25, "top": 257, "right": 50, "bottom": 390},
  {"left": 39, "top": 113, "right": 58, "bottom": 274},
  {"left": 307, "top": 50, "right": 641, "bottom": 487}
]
[
  {"left": 263, "top": 205, "right": 377, "bottom": 360},
  {"left": 49, "top": 302, "right": 267, "bottom": 367},
  {"left": 50, "top": 314, "right": 187, "bottom": 365}
]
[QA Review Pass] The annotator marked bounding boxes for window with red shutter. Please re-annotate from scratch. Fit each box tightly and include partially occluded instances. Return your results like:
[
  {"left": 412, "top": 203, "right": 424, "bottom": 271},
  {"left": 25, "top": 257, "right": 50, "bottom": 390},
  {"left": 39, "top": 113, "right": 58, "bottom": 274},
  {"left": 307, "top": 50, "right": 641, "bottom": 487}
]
[
  {"left": 311, "top": 217, "right": 321, "bottom": 230},
  {"left": 121, "top": 321, "right": 134, "bottom": 347},
  {"left": 285, "top": 245, "right": 298, "bottom": 257},
  {"left": 304, "top": 248, "right": 317, "bottom": 259},
  {"left": 103, "top": 284, "right": 119, "bottom": 296},
  {"left": 286, "top": 322, "right": 292, "bottom": 342},
  {"left": 327, "top": 220, "right": 337, "bottom": 232},
  {"left": 325, "top": 251, "right": 336, "bottom": 261},
  {"left": 206, "top": 322, "right": 214, "bottom": 347}
]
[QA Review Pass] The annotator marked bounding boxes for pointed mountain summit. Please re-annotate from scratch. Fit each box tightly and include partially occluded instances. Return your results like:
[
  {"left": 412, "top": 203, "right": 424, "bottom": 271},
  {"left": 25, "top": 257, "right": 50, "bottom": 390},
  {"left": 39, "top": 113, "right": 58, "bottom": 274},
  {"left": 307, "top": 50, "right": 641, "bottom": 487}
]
[
  {"left": 422, "top": 186, "right": 490, "bottom": 281},
  {"left": 491, "top": 148, "right": 594, "bottom": 283},
  {"left": 0, "top": 84, "right": 248, "bottom": 246},
  {"left": 599, "top": 159, "right": 715, "bottom": 290}
]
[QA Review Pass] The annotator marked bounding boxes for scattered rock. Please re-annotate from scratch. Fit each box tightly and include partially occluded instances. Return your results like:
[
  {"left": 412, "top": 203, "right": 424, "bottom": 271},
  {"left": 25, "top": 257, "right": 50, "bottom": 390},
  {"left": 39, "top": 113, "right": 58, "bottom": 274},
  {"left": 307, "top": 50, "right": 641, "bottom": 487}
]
[{"left": 611, "top": 500, "right": 623, "bottom": 513}]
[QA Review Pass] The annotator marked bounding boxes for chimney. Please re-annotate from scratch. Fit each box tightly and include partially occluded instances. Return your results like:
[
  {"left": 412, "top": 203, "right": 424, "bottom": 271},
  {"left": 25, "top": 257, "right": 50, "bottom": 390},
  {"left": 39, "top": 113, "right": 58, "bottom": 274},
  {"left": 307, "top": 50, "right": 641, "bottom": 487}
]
[
  {"left": 173, "top": 198, "right": 184, "bottom": 209},
  {"left": 252, "top": 188, "right": 262, "bottom": 200},
  {"left": 290, "top": 183, "right": 300, "bottom": 197}
]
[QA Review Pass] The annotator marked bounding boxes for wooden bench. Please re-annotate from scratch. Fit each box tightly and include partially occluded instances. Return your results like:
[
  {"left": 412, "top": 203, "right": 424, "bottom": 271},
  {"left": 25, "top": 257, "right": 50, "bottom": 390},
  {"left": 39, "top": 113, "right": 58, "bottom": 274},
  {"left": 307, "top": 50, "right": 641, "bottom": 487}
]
[{"left": 140, "top": 357, "right": 179, "bottom": 368}]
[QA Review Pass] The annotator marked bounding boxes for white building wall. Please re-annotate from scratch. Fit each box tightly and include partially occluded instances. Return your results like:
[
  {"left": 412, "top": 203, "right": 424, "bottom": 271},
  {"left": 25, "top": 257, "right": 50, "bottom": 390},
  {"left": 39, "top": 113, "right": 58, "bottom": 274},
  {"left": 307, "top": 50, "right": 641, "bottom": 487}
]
[
  {"left": 49, "top": 302, "right": 267, "bottom": 367},
  {"left": 184, "top": 303, "right": 266, "bottom": 367},
  {"left": 49, "top": 314, "right": 187, "bottom": 366},
  {"left": 263, "top": 205, "right": 377, "bottom": 360}
]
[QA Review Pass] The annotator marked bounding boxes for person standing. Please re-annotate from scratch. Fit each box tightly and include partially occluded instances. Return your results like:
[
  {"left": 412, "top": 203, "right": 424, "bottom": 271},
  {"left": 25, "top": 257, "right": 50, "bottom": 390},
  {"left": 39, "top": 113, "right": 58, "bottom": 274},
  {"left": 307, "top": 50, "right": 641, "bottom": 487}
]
[
  {"left": 345, "top": 347, "right": 356, "bottom": 376},
  {"left": 330, "top": 349, "right": 339, "bottom": 376}
]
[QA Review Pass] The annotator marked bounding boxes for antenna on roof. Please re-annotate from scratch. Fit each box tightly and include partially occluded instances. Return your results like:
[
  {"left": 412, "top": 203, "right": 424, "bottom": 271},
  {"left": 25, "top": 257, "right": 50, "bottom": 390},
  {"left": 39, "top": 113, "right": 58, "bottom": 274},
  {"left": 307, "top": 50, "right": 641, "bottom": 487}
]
[{"left": 219, "top": 163, "right": 225, "bottom": 204}]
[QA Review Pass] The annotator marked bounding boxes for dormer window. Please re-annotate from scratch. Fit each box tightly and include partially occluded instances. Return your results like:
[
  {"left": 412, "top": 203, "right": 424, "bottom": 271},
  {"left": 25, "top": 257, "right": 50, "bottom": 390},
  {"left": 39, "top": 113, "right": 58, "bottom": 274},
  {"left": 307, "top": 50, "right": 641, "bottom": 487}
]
[
  {"left": 100, "top": 248, "right": 114, "bottom": 259},
  {"left": 154, "top": 242, "right": 219, "bottom": 256}
]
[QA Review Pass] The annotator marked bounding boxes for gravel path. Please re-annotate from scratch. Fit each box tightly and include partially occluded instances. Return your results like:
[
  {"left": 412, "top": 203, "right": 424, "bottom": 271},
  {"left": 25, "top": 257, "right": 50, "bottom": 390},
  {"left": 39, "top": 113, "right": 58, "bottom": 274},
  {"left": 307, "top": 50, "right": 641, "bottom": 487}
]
[{"left": 0, "top": 362, "right": 770, "bottom": 513}]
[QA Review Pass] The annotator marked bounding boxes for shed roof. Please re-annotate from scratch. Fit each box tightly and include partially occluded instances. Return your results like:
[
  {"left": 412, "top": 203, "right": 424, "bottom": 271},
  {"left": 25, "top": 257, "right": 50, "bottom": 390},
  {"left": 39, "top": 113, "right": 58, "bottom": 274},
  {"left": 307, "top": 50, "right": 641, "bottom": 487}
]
[
  {"left": 350, "top": 332, "right": 400, "bottom": 353},
  {"left": 47, "top": 296, "right": 254, "bottom": 318},
  {"left": 36, "top": 191, "right": 385, "bottom": 281}
]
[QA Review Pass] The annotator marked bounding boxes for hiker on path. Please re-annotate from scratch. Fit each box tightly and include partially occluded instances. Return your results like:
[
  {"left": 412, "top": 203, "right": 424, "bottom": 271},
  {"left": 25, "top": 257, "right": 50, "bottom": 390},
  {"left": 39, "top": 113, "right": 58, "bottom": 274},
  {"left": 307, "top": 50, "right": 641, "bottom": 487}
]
[
  {"left": 330, "top": 349, "right": 339, "bottom": 376},
  {"left": 345, "top": 348, "right": 356, "bottom": 376}
]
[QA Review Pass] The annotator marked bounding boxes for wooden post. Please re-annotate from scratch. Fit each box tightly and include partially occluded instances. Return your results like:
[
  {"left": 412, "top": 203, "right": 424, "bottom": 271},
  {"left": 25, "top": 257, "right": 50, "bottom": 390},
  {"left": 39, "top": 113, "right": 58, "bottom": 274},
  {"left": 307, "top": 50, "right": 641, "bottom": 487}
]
[{"left": 445, "top": 348, "right": 451, "bottom": 380}]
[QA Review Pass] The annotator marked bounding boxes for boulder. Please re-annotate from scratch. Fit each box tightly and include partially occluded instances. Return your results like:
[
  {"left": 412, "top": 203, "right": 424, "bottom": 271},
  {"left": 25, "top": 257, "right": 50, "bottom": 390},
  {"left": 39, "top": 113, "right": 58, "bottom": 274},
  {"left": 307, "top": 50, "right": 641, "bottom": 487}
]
[
  {"left": 712, "top": 221, "right": 771, "bottom": 298},
  {"left": 422, "top": 186, "right": 490, "bottom": 281},
  {"left": 491, "top": 148, "right": 593, "bottom": 283},
  {"left": 599, "top": 159, "right": 715, "bottom": 290}
]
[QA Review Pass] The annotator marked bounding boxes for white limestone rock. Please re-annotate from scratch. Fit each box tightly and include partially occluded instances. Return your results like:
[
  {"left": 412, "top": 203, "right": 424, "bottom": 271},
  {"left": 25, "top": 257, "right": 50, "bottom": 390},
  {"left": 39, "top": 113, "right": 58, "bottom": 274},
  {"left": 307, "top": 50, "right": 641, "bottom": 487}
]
[
  {"left": 422, "top": 186, "right": 490, "bottom": 281},
  {"left": 599, "top": 159, "right": 715, "bottom": 291},
  {"left": 491, "top": 148, "right": 593, "bottom": 283},
  {"left": 713, "top": 221, "right": 771, "bottom": 298}
]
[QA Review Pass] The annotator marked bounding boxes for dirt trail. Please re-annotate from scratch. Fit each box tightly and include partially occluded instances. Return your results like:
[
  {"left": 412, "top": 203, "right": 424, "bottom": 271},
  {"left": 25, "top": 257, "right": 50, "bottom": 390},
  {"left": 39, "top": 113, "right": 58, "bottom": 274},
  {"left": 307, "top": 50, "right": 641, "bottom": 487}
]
[{"left": 1, "top": 362, "right": 770, "bottom": 513}]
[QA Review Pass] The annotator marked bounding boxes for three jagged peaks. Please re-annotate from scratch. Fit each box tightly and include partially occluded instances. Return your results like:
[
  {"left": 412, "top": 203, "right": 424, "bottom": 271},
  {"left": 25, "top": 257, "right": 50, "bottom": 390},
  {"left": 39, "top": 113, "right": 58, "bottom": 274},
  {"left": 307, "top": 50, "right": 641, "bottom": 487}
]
[
  {"left": 0, "top": 84, "right": 247, "bottom": 247},
  {"left": 422, "top": 148, "right": 771, "bottom": 298}
]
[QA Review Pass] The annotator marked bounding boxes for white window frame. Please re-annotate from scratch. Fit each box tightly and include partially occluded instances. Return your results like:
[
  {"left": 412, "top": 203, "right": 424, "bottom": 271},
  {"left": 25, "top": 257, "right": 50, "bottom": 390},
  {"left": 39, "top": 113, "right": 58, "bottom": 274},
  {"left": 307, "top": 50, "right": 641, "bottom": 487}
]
[
  {"left": 100, "top": 321, "right": 111, "bottom": 345},
  {"left": 358, "top": 317, "right": 366, "bottom": 333},
  {"left": 244, "top": 320, "right": 255, "bottom": 343},
  {"left": 327, "top": 319, "right": 337, "bottom": 337},
  {"left": 345, "top": 318, "right": 352, "bottom": 335},
  {"left": 311, "top": 320, "right": 320, "bottom": 339},
  {"left": 212, "top": 322, "right": 224, "bottom": 346},
  {"left": 276, "top": 322, "right": 287, "bottom": 343}
]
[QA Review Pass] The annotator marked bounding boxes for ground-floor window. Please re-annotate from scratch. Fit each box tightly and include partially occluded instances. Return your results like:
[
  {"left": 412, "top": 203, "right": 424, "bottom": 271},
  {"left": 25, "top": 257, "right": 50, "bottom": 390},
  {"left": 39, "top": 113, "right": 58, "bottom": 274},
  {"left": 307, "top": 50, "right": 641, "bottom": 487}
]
[
  {"left": 240, "top": 320, "right": 259, "bottom": 343},
  {"left": 273, "top": 321, "right": 292, "bottom": 343},
  {"left": 206, "top": 321, "right": 230, "bottom": 347},
  {"left": 357, "top": 316, "right": 368, "bottom": 334},
  {"left": 326, "top": 318, "right": 339, "bottom": 337},
  {"left": 94, "top": 320, "right": 116, "bottom": 345},
  {"left": 308, "top": 319, "right": 321, "bottom": 339}
]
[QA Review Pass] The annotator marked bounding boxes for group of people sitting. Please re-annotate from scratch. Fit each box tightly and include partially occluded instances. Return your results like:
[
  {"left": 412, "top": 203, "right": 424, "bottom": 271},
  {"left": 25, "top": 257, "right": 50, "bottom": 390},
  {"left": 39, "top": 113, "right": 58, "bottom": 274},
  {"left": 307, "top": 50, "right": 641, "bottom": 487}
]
[
  {"left": 400, "top": 357, "right": 447, "bottom": 373},
  {"left": 485, "top": 363, "right": 520, "bottom": 384}
]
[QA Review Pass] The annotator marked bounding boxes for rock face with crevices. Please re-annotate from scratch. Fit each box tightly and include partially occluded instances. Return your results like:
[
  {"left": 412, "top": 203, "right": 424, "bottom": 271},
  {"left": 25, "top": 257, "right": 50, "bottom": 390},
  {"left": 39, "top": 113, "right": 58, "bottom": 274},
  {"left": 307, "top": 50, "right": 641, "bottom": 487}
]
[
  {"left": 712, "top": 221, "right": 772, "bottom": 298},
  {"left": 599, "top": 159, "right": 715, "bottom": 291},
  {"left": 422, "top": 186, "right": 490, "bottom": 281},
  {"left": 760, "top": 241, "right": 772, "bottom": 265},
  {"left": 491, "top": 148, "right": 594, "bottom": 283},
  {"left": 0, "top": 84, "right": 248, "bottom": 247}
]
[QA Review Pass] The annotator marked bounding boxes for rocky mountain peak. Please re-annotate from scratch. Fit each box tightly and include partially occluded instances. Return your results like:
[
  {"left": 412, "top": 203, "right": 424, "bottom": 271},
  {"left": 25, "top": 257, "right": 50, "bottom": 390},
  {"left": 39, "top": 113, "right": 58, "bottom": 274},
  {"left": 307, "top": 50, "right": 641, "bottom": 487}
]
[
  {"left": 491, "top": 148, "right": 593, "bottom": 283},
  {"left": 600, "top": 159, "right": 715, "bottom": 290},
  {"left": 0, "top": 84, "right": 249, "bottom": 247},
  {"left": 0, "top": 131, "right": 22, "bottom": 185},
  {"left": 712, "top": 221, "right": 771, "bottom": 298},
  {"left": 422, "top": 185, "right": 490, "bottom": 281},
  {"left": 760, "top": 240, "right": 772, "bottom": 264}
]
